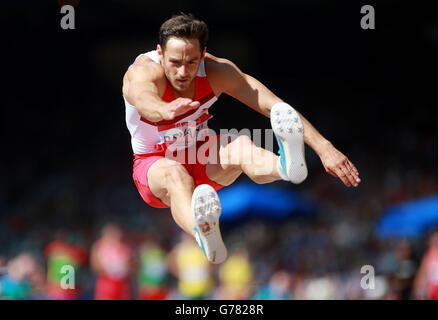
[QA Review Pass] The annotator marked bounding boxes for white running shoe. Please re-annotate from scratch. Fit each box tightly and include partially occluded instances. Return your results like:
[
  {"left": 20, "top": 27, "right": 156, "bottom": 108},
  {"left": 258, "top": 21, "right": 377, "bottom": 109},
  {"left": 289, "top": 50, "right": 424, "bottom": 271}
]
[
  {"left": 270, "top": 102, "right": 308, "bottom": 184},
  {"left": 192, "top": 184, "right": 227, "bottom": 264}
]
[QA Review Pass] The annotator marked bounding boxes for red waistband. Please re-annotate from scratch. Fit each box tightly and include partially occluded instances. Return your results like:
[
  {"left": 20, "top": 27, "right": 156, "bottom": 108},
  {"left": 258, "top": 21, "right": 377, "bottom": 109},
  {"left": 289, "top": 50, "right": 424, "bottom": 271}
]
[{"left": 133, "top": 151, "right": 165, "bottom": 160}]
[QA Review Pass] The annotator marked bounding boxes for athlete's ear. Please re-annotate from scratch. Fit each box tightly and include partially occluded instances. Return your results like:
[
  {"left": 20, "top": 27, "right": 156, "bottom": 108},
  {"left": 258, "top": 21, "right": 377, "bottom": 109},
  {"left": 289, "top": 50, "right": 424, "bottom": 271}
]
[{"left": 157, "top": 44, "right": 163, "bottom": 58}]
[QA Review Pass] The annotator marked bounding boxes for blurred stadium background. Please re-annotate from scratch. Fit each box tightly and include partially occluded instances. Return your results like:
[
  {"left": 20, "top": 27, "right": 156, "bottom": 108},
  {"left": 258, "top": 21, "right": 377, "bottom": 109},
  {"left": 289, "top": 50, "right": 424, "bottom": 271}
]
[{"left": 1, "top": 0, "right": 437, "bottom": 299}]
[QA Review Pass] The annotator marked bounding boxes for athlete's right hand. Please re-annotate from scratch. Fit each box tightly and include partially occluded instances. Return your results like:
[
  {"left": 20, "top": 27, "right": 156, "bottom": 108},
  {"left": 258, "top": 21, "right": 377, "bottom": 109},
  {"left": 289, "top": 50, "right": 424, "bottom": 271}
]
[{"left": 162, "top": 98, "right": 200, "bottom": 121}]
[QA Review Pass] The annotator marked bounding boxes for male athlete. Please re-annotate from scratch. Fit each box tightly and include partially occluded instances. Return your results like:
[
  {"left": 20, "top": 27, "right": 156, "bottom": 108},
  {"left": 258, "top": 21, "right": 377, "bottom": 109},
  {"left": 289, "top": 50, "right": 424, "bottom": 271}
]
[{"left": 123, "top": 13, "right": 361, "bottom": 264}]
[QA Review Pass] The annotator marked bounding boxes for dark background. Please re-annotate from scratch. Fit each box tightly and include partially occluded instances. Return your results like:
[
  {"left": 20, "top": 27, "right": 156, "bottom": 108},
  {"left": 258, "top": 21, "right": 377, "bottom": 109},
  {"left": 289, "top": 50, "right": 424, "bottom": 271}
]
[
  {"left": 6, "top": 0, "right": 437, "bottom": 191},
  {"left": 0, "top": 0, "right": 437, "bottom": 299}
]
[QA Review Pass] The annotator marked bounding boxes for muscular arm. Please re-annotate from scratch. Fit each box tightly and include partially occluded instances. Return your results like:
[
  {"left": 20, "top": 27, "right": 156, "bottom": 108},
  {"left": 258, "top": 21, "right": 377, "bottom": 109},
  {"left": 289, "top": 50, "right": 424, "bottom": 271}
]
[
  {"left": 206, "top": 56, "right": 330, "bottom": 154},
  {"left": 123, "top": 58, "right": 167, "bottom": 122},
  {"left": 122, "top": 57, "right": 200, "bottom": 122},
  {"left": 206, "top": 54, "right": 361, "bottom": 187}
]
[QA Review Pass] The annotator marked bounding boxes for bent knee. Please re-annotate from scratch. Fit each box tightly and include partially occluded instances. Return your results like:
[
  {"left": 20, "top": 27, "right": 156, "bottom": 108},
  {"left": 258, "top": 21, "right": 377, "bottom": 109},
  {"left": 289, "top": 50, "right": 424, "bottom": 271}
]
[
  {"left": 220, "top": 134, "right": 254, "bottom": 164},
  {"left": 231, "top": 134, "right": 252, "bottom": 147},
  {"left": 164, "top": 162, "right": 194, "bottom": 187}
]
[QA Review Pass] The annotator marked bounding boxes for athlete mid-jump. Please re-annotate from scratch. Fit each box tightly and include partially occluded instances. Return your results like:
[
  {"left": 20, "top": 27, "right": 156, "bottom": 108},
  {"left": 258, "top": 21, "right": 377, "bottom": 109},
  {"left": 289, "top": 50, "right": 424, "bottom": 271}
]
[{"left": 123, "top": 13, "right": 361, "bottom": 264}]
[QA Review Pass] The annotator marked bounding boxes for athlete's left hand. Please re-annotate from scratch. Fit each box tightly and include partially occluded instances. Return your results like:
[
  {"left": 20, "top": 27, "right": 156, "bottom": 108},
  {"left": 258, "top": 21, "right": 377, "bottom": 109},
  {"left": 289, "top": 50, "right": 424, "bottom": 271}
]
[{"left": 319, "top": 143, "right": 361, "bottom": 187}]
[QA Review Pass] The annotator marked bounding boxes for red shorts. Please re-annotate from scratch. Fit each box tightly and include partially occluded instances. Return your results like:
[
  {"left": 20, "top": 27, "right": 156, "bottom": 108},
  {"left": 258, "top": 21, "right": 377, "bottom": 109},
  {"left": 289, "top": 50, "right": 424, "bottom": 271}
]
[{"left": 132, "top": 136, "right": 224, "bottom": 208}]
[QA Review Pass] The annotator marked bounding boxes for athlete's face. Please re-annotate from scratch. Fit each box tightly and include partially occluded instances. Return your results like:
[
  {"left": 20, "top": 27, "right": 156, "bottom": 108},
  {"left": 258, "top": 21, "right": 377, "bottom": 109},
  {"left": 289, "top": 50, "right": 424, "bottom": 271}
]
[{"left": 158, "top": 37, "right": 206, "bottom": 93}]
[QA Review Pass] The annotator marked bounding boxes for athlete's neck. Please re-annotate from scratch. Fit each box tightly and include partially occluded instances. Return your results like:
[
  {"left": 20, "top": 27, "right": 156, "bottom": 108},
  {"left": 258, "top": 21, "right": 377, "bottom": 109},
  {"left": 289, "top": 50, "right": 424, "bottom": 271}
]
[{"left": 171, "top": 79, "right": 196, "bottom": 100}]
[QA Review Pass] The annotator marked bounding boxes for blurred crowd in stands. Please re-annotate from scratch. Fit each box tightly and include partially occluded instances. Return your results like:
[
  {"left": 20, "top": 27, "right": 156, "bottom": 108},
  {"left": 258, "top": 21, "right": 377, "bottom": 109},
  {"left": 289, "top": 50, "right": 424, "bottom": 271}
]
[
  {"left": 3, "top": 0, "right": 437, "bottom": 301},
  {"left": 1, "top": 145, "right": 437, "bottom": 300}
]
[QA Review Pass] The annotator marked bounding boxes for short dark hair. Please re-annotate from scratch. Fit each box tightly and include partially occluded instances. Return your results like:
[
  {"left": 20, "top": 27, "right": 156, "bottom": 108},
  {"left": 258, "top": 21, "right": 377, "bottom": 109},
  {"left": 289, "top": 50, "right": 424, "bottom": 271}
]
[{"left": 159, "top": 13, "right": 209, "bottom": 53}]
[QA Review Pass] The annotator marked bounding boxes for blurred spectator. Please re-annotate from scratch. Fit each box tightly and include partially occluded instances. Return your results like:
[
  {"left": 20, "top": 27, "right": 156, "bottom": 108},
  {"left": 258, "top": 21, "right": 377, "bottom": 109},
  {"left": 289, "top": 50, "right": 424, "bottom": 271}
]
[
  {"left": 90, "top": 223, "right": 132, "bottom": 300},
  {"left": 0, "top": 256, "right": 7, "bottom": 275},
  {"left": 390, "top": 240, "right": 418, "bottom": 299},
  {"left": 137, "top": 239, "right": 169, "bottom": 300},
  {"left": 363, "top": 275, "right": 390, "bottom": 300},
  {"left": 412, "top": 230, "right": 438, "bottom": 299},
  {"left": 301, "top": 275, "right": 338, "bottom": 300},
  {"left": 0, "top": 253, "right": 37, "bottom": 300},
  {"left": 254, "top": 269, "right": 293, "bottom": 300},
  {"left": 166, "top": 233, "right": 215, "bottom": 300},
  {"left": 215, "top": 247, "right": 253, "bottom": 300},
  {"left": 44, "top": 231, "right": 88, "bottom": 300}
]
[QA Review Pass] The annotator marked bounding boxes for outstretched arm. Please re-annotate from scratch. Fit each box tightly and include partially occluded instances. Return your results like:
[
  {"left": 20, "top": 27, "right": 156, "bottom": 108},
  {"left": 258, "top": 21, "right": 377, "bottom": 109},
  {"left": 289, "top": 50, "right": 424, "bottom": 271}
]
[
  {"left": 206, "top": 55, "right": 361, "bottom": 187},
  {"left": 122, "top": 56, "right": 200, "bottom": 122}
]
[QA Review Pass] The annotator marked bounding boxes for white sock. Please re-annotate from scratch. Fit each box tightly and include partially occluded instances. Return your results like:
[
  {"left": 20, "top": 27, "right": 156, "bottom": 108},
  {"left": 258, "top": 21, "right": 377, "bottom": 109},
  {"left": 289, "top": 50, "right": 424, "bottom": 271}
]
[{"left": 277, "top": 158, "right": 290, "bottom": 181}]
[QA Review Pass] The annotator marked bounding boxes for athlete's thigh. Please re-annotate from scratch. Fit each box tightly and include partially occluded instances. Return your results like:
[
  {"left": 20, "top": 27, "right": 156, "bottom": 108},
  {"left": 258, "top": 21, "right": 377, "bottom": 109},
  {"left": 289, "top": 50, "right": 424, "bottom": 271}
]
[
  {"left": 147, "top": 157, "right": 192, "bottom": 205},
  {"left": 205, "top": 134, "right": 251, "bottom": 186}
]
